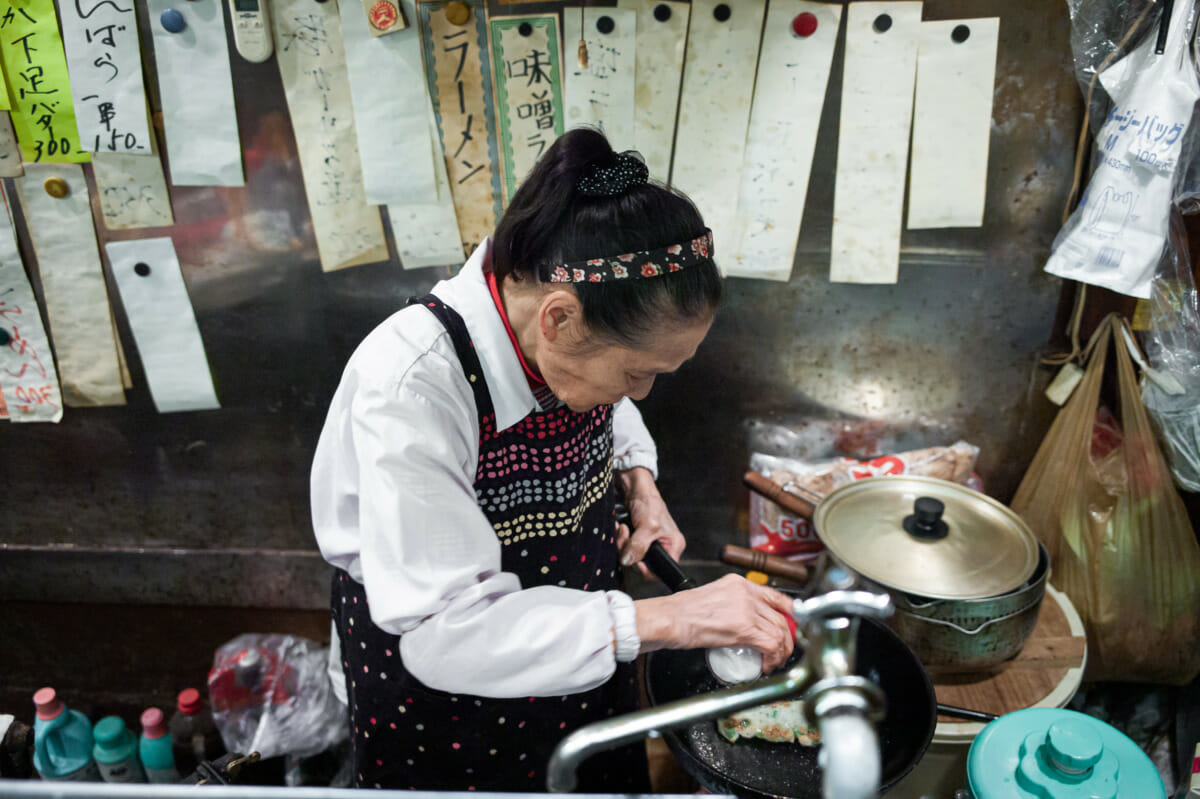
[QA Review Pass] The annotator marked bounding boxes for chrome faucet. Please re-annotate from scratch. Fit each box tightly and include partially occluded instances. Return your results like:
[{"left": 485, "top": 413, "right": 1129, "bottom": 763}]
[{"left": 546, "top": 586, "right": 893, "bottom": 799}]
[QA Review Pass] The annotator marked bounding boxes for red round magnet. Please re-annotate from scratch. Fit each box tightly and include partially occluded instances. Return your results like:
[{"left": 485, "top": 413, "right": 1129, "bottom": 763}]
[{"left": 792, "top": 12, "right": 818, "bottom": 37}]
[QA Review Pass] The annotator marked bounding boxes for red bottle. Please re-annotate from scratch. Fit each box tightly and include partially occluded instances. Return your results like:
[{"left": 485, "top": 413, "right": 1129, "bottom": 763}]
[{"left": 167, "top": 689, "right": 225, "bottom": 777}]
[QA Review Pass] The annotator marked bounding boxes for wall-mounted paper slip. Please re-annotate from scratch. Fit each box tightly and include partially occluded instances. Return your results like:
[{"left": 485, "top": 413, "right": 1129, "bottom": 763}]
[
  {"left": 907, "top": 18, "right": 999, "bottom": 230},
  {"left": 0, "top": 193, "right": 62, "bottom": 422},
  {"left": 92, "top": 152, "right": 175, "bottom": 229},
  {"left": 490, "top": 14, "right": 565, "bottom": 204},
  {"left": 272, "top": 0, "right": 389, "bottom": 272},
  {"left": 16, "top": 163, "right": 124, "bottom": 406},
  {"left": 0, "top": 0, "right": 89, "bottom": 163},
  {"left": 732, "top": 0, "right": 842, "bottom": 281},
  {"left": 0, "top": 113, "right": 22, "bottom": 177},
  {"left": 671, "top": 0, "right": 767, "bottom": 266},
  {"left": 59, "top": 0, "right": 154, "bottom": 154},
  {"left": 616, "top": 0, "right": 688, "bottom": 182},
  {"left": 830, "top": 1, "right": 922, "bottom": 284},
  {"left": 419, "top": 1, "right": 504, "bottom": 255},
  {"left": 146, "top": 0, "right": 244, "bottom": 186},
  {"left": 105, "top": 238, "right": 219, "bottom": 413},
  {"left": 564, "top": 7, "right": 636, "bottom": 151},
  {"left": 339, "top": 0, "right": 437, "bottom": 206}
]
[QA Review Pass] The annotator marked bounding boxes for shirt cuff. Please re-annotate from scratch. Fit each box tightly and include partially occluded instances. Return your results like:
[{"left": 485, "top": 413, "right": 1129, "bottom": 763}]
[
  {"left": 606, "top": 590, "right": 641, "bottom": 662},
  {"left": 614, "top": 450, "right": 658, "bottom": 480}
]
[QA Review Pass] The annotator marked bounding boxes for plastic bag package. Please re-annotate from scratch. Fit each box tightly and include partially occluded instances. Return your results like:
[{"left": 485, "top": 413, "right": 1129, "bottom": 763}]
[
  {"left": 208, "top": 634, "right": 348, "bottom": 761},
  {"left": 748, "top": 443, "right": 980, "bottom": 559},
  {"left": 1012, "top": 314, "right": 1200, "bottom": 685},
  {"left": 1141, "top": 214, "right": 1200, "bottom": 491}
]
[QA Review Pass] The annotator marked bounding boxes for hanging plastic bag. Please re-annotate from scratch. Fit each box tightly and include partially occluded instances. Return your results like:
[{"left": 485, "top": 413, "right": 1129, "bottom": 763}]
[
  {"left": 207, "top": 634, "right": 348, "bottom": 761},
  {"left": 1046, "top": 0, "right": 1200, "bottom": 298},
  {"left": 1012, "top": 314, "right": 1200, "bottom": 685}
]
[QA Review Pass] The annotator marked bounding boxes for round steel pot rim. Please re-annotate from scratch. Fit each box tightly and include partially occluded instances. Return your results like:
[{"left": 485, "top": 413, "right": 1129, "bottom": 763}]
[{"left": 895, "top": 540, "right": 1050, "bottom": 610}]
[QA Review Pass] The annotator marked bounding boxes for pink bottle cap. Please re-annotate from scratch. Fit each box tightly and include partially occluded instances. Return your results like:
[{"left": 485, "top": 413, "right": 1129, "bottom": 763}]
[
  {"left": 141, "top": 707, "right": 168, "bottom": 739},
  {"left": 177, "top": 688, "right": 202, "bottom": 715},
  {"left": 33, "top": 687, "right": 64, "bottom": 721}
]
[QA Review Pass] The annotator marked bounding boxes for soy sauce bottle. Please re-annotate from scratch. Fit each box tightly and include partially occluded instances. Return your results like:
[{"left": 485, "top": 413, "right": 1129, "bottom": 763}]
[{"left": 167, "top": 688, "right": 225, "bottom": 777}]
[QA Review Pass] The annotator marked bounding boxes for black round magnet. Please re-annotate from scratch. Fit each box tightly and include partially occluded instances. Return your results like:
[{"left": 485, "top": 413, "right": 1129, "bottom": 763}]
[
  {"left": 0, "top": 328, "right": 10, "bottom": 346},
  {"left": 596, "top": 15, "right": 614, "bottom": 34},
  {"left": 134, "top": 262, "right": 152, "bottom": 277},
  {"left": 873, "top": 13, "right": 892, "bottom": 33},
  {"left": 518, "top": 22, "right": 533, "bottom": 37},
  {"left": 653, "top": 4, "right": 671, "bottom": 22},
  {"left": 951, "top": 24, "right": 970, "bottom": 43},
  {"left": 713, "top": 4, "right": 731, "bottom": 22}
]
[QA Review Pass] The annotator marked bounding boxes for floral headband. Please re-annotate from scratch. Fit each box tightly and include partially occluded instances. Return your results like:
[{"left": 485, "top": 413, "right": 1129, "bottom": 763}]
[{"left": 541, "top": 229, "right": 714, "bottom": 284}]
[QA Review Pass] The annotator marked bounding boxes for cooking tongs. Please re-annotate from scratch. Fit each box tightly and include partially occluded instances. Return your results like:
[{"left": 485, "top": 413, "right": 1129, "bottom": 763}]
[{"left": 546, "top": 562, "right": 894, "bottom": 799}]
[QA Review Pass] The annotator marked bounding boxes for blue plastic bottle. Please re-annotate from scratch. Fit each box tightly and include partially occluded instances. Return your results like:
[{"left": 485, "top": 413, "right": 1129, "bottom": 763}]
[
  {"left": 92, "top": 716, "right": 146, "bottom": 782},
  {"left": 31, "top": 687, "right": 100, "bottom": 781},
  {"left": 138, "top": 708, "right": 180, "bottom": 783}
]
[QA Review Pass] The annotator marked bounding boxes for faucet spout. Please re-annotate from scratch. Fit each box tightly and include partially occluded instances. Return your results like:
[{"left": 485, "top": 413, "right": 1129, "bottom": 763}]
[{"left": 546, "top": 659, "right": 814, "bottom": 792}]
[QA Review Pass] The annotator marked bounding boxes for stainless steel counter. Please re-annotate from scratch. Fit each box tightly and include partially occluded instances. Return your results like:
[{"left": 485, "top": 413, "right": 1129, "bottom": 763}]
[{"left": 0, "top": 783, "right": 723, "bottom": 799}]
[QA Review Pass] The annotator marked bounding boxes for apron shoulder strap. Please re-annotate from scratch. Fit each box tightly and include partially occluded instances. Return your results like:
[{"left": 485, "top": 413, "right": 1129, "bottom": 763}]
[{"left": 407, "top": 294, "right": 497, "bottom": 425}]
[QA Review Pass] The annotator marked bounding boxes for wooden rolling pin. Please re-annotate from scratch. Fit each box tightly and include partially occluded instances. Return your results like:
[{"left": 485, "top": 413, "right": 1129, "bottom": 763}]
[
  {"left": 742, "top": 470, "right": 817, "bottom": 520},
  {"left": 721, "top": 544, "right": 810, "bottom": 584}
]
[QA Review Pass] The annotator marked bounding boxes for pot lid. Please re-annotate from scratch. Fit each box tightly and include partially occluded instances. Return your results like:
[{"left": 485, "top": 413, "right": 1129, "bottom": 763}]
[{"left": 812, "top": 475, "right": 1038, "bottom": 600}]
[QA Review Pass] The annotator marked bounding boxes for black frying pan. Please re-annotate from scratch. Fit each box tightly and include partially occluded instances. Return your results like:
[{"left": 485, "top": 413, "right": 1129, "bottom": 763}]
[{"left": 640, "top": 543, "right": 936, "bottom": 799}]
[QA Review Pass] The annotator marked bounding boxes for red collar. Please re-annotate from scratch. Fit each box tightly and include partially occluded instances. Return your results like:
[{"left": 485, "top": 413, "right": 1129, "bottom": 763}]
[{"left": 485, "top": 268, "right": 547, "bottom": 389}]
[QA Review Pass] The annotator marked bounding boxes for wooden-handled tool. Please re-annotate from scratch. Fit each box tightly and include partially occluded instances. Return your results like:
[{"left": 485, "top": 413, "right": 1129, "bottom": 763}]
[
  {"left": 742, "top": 471, "right": 818, "bottom": 519},
  {"left": 720, "top": 544, "right": 810, "bottom": 584}
]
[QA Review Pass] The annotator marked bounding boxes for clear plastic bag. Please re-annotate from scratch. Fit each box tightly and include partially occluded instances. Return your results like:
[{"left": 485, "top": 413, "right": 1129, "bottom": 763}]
[
  {"left": 1012, "top": 315, "right": 1200, "bottom": 685},
  {"left": 207, "top": 634, "right": 348, "bottom": 761}
]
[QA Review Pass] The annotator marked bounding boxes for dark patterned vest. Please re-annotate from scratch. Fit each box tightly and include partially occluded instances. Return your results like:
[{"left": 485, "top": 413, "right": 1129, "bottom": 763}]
[{"left": 330, "top": 295, "right": 647, "bottom": 791}]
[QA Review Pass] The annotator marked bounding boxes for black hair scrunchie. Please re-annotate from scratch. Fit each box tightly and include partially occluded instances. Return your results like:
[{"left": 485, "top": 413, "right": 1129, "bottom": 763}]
[{"left": 575, "top": 150, "right": 649, "bottom": 197}]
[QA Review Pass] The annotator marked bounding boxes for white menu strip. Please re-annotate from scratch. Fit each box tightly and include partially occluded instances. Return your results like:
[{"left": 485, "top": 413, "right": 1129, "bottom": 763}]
[
  {"left": 146, "top": 0, "right": 244, "bottom": 186},
  {"left": 908, "top": 18, "right": 999, "bottom": 229},
  {"left": 830, "top": 1, "right": 923, "bottom": 284},
  {"left": 617, "top": 0, "right": 688, "bottom": 182},
  {"left": 339, "top": 0, "right": 437, "bottom": 206},
  {"left": 732, "top": 0, "right": 842, "bottom": 281},
  {"left": 0, "top": 192, "right": 62, "bottom": 421},
  {"left": 671, "top": 0, "right": 767, "bottom": 267},
  {"left": 564, "top": 7, "right": 637, "bottom": 151},
  {"left": 105, "top": 237, "right": 219, "bottom": 413},
  {"left": 91, "top": 152, "right": 175, "bottom": 229},
  {"left": 16, "top": 163, "right": 125, "bottom": 406}
]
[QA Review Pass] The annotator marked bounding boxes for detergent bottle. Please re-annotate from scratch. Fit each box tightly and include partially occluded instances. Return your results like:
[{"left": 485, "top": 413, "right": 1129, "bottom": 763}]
[
  {"left": 31, "top": 687, "right": 100, "bottom": 781},
  {"left": 139, "top": 707, "right": 181, "bottom": 783},
  {"left": 92, "top": 715, "right": 146, "bottom": 782}
]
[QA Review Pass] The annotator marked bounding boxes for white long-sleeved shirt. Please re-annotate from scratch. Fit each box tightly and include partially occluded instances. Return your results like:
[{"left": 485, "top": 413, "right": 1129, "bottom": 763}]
[{"left": 312, "top": 242, "right": 658, "bottom": 700}]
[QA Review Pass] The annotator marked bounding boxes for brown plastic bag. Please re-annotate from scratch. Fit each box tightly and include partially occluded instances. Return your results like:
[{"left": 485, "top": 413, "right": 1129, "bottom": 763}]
[{"left": 1012, "top": 314, "right": 1200, "bottom": 685}]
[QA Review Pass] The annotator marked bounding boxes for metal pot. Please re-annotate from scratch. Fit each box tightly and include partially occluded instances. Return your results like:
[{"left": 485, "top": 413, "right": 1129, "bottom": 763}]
[{"left": 890, "top": 540, "right": 1049, "bottom": 672}]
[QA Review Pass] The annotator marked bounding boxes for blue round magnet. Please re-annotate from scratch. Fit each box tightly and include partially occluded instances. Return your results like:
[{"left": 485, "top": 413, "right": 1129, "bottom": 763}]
[{"left": 160, "top": 8, "right": 186, "bottom": 33}]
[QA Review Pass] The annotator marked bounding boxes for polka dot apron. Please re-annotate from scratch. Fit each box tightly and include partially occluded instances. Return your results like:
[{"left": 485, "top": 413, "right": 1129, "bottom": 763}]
[{"left": 331, "top": 295, "right": 649, "bottom": 792}]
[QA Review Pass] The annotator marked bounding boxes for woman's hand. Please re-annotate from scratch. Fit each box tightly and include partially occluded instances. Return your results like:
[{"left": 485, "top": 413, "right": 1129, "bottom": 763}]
[
  {"left": 633, "top": 575, "right": 796, "bottom": 673},
  {"left": 615, "top": 467, "right": 686, "bottom": 574}
]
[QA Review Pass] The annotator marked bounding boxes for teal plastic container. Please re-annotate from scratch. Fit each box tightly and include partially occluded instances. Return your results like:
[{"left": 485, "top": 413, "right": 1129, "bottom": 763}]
[
  {"left": 967, "top": 707, "right": 1166, "bottom": 799},
  {"left": 93, "top": 715, "right": 146, "bottom": 782},
  {"left": 31, "top": 687, "right": 100, "bottom": 781},
  {"left": 138, "top": 707, "right": 181, "bottom": 783}
]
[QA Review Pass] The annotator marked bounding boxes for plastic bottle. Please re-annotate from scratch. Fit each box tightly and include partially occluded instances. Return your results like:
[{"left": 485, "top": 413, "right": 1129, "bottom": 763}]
[
  {"left": 31, "top": 688, "right": 100, "bottom": 781},
  {"left": 168, "top": 688, "right": 225, "bottom": 778},
  {"left": 92, "top": 716, "right": 146, "bottom": 783},
  {"left": 138, "top": 708, "right": 180, "bottom": 784}
]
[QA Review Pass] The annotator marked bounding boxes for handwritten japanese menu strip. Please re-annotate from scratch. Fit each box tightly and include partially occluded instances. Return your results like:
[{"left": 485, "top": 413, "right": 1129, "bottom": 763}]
[
  {"left": 339, "top": 0, "right": 437, "bottom": 206},
  {"left": 91, "top": 152, "right": 175, "bottom": 230},
  {"left": 105, "top": 238, "right": 219, "bottom": 413},
  {"left": 671, "top": 0, "right": 767, "bottom": 267},
  {"left": 419, "top": 0, "right": 503, "bottom": 255},
  {"left": 564, "top": 7, "right": 636, "bottom": 151},
  {"left": 732, "top": 0, "right": 842, "bottom": 281},
  {"left": 0, "top": 112, "right": 22, "bottom": 177},
  {"left": 0, "top": 0, "right": 89, "bottom": 163},
  {"left": 0, "top": 192, "right": 62, "bottom": 422},
  {"left": 388, "top": 94, "right": 466, "bottom": 269},
  {"left": 146, "top": 0, "right": 243, "bottom": 186},
  {"left": 273, "top": 0, "right": 388, "bottom": 271},
  {"left": 616, "top": 0, "right": 688, "bottom": 181},
  {"left": 59, "top": 0, "right": 153, "bottom": 154},
  {"left": 15, "top": 164, "right": 124, "bottom": 406},
  {"left": 830, "top": 1, "right": 922, "bottom": 284},
  {"left": 489, "top": 14, "right": 565, "bottom": 206},
  {"left": 908, "top": 18, "right": 999, "bottom": 230},
  {"left": 0, "top": 50, "right": 9, "bottom": 109}
]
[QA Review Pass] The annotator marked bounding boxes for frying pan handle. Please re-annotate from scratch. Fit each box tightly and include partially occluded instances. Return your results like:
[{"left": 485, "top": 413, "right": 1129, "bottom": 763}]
[
  {"left": 742, "top": 471, "right": 817, "bottom": 519},
  {"left": 643, "top": 541, "right": 698, "bottom": 592}
]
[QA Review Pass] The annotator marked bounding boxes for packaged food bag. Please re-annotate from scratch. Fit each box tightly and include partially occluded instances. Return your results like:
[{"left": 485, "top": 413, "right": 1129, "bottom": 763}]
[
  {"left": 749, "top": 442, "right": 980, "bottom": 558},
  {"left": 1012, "top": 314, "right": 1200, "bottom": 685}
]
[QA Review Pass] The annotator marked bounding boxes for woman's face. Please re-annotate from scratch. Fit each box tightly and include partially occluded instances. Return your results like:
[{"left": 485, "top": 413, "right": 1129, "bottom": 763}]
[{"left": 535, "top": 294, "right": 713, "bottom": 412}]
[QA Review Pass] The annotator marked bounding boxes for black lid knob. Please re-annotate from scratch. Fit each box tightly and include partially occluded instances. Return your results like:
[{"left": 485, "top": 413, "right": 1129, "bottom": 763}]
[{"left": 904, "top": 497, "right": 948, "bottom": 540}]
